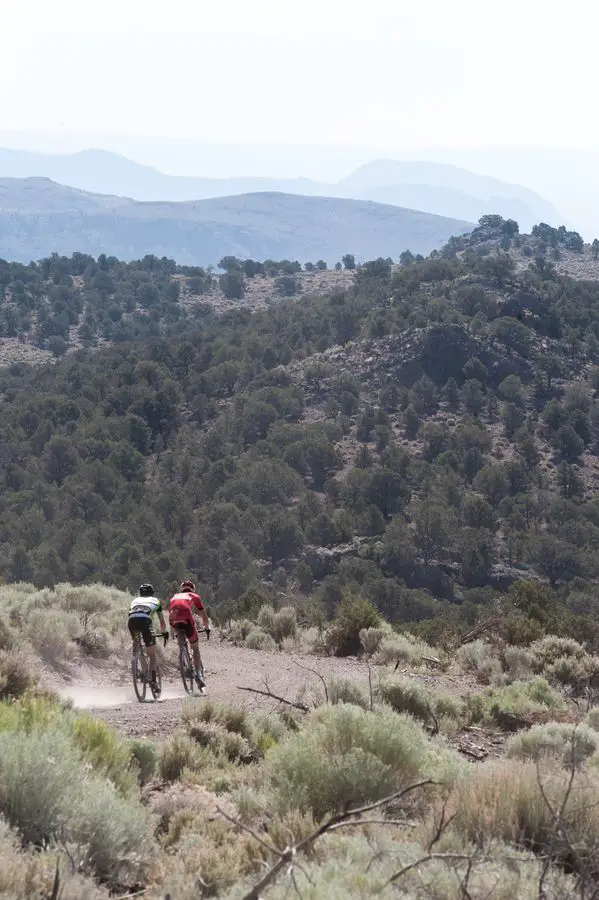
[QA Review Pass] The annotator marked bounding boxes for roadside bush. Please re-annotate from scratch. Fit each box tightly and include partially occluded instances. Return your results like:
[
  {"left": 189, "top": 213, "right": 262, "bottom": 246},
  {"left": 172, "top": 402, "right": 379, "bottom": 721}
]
[
  {"left": 266, "top": 703, "right": 459, "bottom": 818},
  {"left": 327, "top": 677, "right": 370, "bottom": 709},
  {"left": 359, "top": 626, "right": 390, "bottom": 657},
  {"left": 376, "top": 675, "right": 464, "bottom": 730},
  {"left": 372, "top": 631, "right": 436, "bottom": 667},
  {"left": 467, "top": 677, "right": 568, "bottom": 728},
  {"left": 72, "top": 714, "right": 137, "bottom": 795},
  {"left": 0, "top": 649, "right": 35, "bottom": 699},
  {"left": 188, "top": 721, "right": 252, "bottom": 761},
  {"left": 257, "top": 604, "right": 297, "bottom": 644},
  {"left": 25, "top": 608, "right": 81, "bottom": 664},
  {"left": 325, "top": 595, "right": 381, "bottom": 656},
  {"left": 455, "top": 640, "right": 502, "bottom": 683},
  {"left": 507, "top": 722, "right": 599, "bottom": 766},
  {"left": 586, "top": 708, "right": 599, "bottom": 732},
  {"left": 182, "top": 697, "right": 253, "bottom": 741},
  {"left": 244, "top": 627, "right": 278, "bottom": 651}
]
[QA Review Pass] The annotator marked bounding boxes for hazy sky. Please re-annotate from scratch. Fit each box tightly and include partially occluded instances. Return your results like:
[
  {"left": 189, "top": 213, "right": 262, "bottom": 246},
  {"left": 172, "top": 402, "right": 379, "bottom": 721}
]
[{"left": 4, "top": 0, "right": 598, "bottom": 153}]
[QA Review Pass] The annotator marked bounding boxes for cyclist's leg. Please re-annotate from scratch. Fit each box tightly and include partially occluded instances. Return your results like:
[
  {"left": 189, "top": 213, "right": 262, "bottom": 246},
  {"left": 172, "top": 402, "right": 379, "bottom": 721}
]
[
  {"left": 188, "top": 619, "right": 204, "bottom": 685},
  {"left": 140, "top": 619, "right": 158, "bottom": 683}
]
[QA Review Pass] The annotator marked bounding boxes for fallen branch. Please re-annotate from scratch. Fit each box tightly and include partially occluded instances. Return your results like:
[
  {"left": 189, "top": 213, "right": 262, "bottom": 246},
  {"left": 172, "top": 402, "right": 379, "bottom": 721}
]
[
  {"left": 236, "top": 685, "right": 309, "bottom": 712},
  {"left": 291, "top": 659, "right": 329, "bottom": 705},
  {"left": 229, "top": 780, "right": 437, "bottom": 900}
]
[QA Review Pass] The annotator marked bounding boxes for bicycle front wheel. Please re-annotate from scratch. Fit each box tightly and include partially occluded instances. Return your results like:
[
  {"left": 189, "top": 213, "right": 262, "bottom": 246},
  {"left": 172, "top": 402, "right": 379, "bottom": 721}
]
[
  {"left": 179, "top": 644, "right": 195, "bottom": 695},
  {"left": 132, "top": 651, "right": 146, "bottom": 702}
]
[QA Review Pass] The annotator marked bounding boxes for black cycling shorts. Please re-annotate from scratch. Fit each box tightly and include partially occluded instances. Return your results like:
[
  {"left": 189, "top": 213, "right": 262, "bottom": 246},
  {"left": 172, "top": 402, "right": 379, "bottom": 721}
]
[{"left": 128, "top": 614, "right": 155, "bottom": 647}]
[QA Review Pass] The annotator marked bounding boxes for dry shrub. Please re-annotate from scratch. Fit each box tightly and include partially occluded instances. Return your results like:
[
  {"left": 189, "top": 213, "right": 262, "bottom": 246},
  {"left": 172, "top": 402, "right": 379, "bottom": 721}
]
[
  {"left": 359, "top": 626, "right": 390, "bottom": 657},
  {"left": 502, "top": 645, "right": 533, "bottom": 681},
  {"left": 159, "top": 734, "right": 206, "bottom": 782},
  {"left": 0, "top": 649, "right": 35, "bottom": 700},
  {"left": 0, "top": 819, "right": 108, "bottom": 900},
  {"left": 25, "top": 609, "right": 81, "bottom": 664},
  {"left": 182, "top": 697, "right": 252, "bottom": 740},
  {"left": 451, "top": 759, "right": 599, "bottom": 872},
  {"left": 372, "top": 632, "right": 435, "bottom": 668},
  {"left": 507, "top": 722, "right": 599, "bottom": 767}
]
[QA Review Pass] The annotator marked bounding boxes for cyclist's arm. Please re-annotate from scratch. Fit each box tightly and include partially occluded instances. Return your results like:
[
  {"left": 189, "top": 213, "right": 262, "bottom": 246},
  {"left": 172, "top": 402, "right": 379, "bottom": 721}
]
[
  {"left": 193, "top": 599, "right": 210, "bottom": 630},
  {"left": 154, "top": 601, "right": 167, "bottom": 633}
]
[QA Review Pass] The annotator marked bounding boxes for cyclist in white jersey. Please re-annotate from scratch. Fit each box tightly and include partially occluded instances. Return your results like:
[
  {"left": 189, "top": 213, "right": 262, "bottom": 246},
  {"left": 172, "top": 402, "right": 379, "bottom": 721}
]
[{"left": 128, "top": 583, "right": 169, "bottom": 692}]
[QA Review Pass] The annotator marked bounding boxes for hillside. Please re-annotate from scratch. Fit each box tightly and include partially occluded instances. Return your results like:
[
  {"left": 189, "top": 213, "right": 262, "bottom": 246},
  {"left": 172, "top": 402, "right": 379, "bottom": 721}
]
[
  {"left": 0, "top": 147, "right": 559, "bottom": 229},
  {"left": 0, "top": 177, "right": 471, "bottom": 265},
  {"left": 1, "top": 216, "right": 599, "bottom": 649},
  {"left": 4, "top": 217, "right": 599, "bottom": 897}
]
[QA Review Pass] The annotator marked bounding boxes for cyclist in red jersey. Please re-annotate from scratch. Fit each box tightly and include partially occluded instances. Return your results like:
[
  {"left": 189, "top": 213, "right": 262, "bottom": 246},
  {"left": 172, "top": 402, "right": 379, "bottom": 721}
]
[{"left": 168, "top": 580, "right": 210, "bottom": 688}]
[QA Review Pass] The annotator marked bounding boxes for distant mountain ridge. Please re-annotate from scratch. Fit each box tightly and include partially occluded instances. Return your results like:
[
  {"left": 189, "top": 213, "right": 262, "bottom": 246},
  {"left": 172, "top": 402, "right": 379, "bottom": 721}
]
[
  {"left": 0, "top": 177, "right": 472, "bottom": 265},
  {"left": 0, "top": 148, "right": 559, "bottom": 232}
]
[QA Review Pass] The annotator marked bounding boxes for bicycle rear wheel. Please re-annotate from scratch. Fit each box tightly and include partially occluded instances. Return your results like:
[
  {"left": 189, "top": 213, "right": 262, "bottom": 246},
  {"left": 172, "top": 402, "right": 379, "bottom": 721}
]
[
  {"left": 132, "top": 646, "right": 147, "bottom": 702},
  {"left": 179, "top": 643, "right": 195, "bottom": 695}
]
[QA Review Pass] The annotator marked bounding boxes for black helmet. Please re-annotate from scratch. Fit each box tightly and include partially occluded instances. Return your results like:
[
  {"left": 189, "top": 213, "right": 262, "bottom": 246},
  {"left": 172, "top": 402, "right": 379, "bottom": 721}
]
[{"left": 139, "top": 583, "right": 154, "bottom": 597}]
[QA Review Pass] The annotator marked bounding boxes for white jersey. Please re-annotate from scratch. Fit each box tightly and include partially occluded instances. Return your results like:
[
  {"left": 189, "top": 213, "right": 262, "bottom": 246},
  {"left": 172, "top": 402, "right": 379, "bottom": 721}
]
[{"left": 128, "top": 596, "right": 163, "bottom": 619}]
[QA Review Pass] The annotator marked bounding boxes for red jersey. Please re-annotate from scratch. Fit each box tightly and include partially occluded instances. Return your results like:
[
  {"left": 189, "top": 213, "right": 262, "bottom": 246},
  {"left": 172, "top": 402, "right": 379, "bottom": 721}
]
[{"left": 169, "top": 591, "right": 204, "bottom": 616}]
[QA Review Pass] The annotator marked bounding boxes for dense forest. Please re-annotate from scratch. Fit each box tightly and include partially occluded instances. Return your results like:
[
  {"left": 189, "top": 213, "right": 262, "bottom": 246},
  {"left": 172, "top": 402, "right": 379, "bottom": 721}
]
[{"left": 2, "top": 216, "right": 599, "bottom": 646}]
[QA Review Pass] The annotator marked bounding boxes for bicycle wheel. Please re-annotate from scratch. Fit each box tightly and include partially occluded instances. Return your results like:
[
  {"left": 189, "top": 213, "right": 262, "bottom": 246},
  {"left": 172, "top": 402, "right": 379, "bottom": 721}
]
[
  {"left": 132, "top": 645, "right": 147, "bottom": 702},
  {"left": 179, "top": 643, "right": 195, "bottom": 695}
]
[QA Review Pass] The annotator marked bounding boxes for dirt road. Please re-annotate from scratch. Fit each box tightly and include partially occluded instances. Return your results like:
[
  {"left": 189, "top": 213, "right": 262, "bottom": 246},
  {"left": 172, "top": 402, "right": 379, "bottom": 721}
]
[{"left": 57, "top": 642, "right": 370, "bottom": 739}]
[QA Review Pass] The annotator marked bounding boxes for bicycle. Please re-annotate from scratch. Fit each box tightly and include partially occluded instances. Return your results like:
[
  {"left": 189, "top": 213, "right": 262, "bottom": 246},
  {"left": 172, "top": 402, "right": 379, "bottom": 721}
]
[
  {"left": 131, "top": 634, "right": 163, "bottom": 702},
  {"left": 175, "top": 623, "right": 209, "bottom": 695}
]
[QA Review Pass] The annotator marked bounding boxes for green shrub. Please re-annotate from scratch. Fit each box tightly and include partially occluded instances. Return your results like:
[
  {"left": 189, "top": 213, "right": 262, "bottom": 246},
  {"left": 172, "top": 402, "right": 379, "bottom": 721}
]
[
  {"left": 257, "top": 604, "right": 297, "bottom": 644},
  {"left": 0, "top": 650, "right": 35, "bottom": 700},
  {"left": 189, "top": 721, "right": 252, "bottom": 761},
  {"left": 325, "top": 595, "right": 381, "bottom": 657},
  {"left": 585, "top": 708, "right": 599, "bottom": 732},
  {"left": 130, "top": 739, "right": 157, "bottom": 786},
  {"left": 182, "top": 697, "right": 253, "bottom": 740},
  {"left": 244, "top": 627, "right": 278, "bottom": 651},
  {"left": 529, "top": 635, "right": 588, "bottom": 671},
  {"left": 376, "top": 676, "right": 464, "bottom": 729},
  {"left": 456, "top": 640, "right": 501, "bottom": 683},
  {"left": 467, "top": 677, "right": 568, "bottom": 728},
  {"left": 327, "top": 677, "right": 370, "bottom": 709},
  {"left": 0, "top": 819, "right": 108, "bottom": 900},
  {"left": 502, "top": 645, "right": 533, "bottom": 681},
  {"left": 372, "top": 632, "right": 436, "bottom": 667},
  {"left": 0, "top": 726, "right": 154, "bottom": 886},
  {"left": 266, "top": 703, "right": 459, "bottom": 819},
  {"left": 159, "top": 734, "right": 205, "bottom": 781},
  {"left": 72, "top": 714, "right": 137, "bottom": 795},
  {"left": 25, "top": 609, "right": 81, "bottom": 664},
  {"left": 507, "top": 723, "right": 598, "bottom": 766}
]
